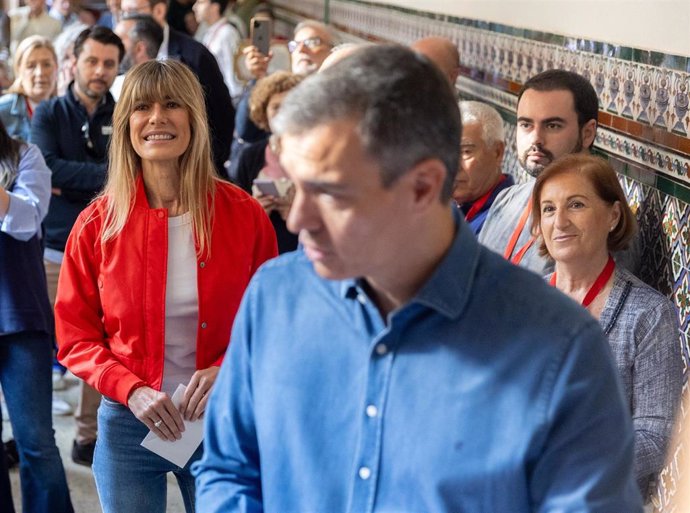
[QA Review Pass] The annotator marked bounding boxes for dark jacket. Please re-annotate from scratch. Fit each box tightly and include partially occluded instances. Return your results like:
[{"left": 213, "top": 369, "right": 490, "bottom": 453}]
[
  {"left": 232, "top": 139, "right": 298, "bottom": 254},
  {"left": 168, "top": 28, "right": 235, "bottom": 178},
  {"left": 0, "top": 232, "right": 53, "bottom": 335},
  {"left": 31, "top": 83, "right": 113, "bottom": 252}
]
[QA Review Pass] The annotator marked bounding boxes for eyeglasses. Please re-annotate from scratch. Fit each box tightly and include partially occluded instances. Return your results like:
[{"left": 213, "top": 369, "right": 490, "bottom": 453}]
[{"left": 287, "top": 37, "right": 324, "bottom": 53}]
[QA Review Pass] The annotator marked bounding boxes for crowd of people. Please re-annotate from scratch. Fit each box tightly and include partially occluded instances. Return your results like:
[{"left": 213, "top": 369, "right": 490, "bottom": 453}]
[{"left": 0, "top": 1, "right": 685, "bottom": 512}]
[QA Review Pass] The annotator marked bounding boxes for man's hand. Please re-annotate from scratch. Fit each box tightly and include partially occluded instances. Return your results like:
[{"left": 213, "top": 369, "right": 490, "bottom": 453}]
[
  {"left": 179, "top": 366, "right": 220, "bottom": 421},
  {"left": 128, "top": 386, "right": 185, "bottom": 441},
  {"left": 243, "top": 45, "right": 272, "bottom": 80}
]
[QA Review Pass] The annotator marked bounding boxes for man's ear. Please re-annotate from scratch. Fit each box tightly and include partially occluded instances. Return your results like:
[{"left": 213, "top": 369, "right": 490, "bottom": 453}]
[
  {"left": 581, "top": 118, "right": 597, "bottom": 149},
  {"left": 133, "top": 40, "right": 147, "bottom": 63},
  {"left": 493, "top": 140, "right": 506, "bottom": 163},
  {"left": 152, "top": 2, "right": 167, "bottom": 24},
  {"left": 405, "top": 158, "right": 448, "bottom": 210}
]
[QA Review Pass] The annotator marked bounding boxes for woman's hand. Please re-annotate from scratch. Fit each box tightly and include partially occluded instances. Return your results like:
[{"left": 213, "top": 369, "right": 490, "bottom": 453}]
[
  {"left": 179, "top": 366, "right": 220, "bottom": 421},
  {"left": 128, "top": 386, "right": 185, "bottom": 441},
  {"left": 243, "top": 45, "right": 272, "bottom": 80},
  {"left": 274, "top": 186, "right": 295, "bottom": 221},
  {"left": 255, "top": 193, "right": 276, "bottom": 215}
]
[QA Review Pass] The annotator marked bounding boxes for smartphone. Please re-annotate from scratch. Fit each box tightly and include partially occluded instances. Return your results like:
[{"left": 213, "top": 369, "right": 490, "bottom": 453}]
[
  {"left": 253, "top": 178, "right": 281, "bottom": 197},
  {"left": 250, "top": 16, "right": 272, "bottom": 56}
]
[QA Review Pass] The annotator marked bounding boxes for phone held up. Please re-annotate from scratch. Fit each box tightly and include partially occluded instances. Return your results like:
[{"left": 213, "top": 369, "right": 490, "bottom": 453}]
[
  {"left": 250, "top": 16, "right": 272, "bottom": 56},
  {"left": 252, "top": 178, "right": 292, "bottom": 198}
]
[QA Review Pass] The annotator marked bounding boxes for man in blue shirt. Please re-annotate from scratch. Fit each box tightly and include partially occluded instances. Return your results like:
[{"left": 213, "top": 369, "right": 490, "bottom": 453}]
[{"left": 194, "top": 45, "right": 643, "bottom": 512}]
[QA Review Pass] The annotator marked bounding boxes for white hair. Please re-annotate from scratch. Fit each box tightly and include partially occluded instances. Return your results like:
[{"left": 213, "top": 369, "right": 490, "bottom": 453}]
[
  {"left": 459, "top": 101, "right": 505, "bottom": 147},
  {"left": 293, "top": 19, "right": 336, "bottom": 46}
]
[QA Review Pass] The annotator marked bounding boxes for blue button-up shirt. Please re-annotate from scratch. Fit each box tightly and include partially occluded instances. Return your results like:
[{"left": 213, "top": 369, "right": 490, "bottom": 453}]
[
  {"left": 194, "top": 215, "right": 642, "bottom": 513},
  {"left": 1, "top": 143, "right": 51, "bottom": 241}
]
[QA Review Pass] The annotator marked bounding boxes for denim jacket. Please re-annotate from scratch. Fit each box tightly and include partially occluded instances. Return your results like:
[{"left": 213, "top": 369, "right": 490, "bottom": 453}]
[{"left": 0, "top": 93, "right": 31, "bottom": 142}]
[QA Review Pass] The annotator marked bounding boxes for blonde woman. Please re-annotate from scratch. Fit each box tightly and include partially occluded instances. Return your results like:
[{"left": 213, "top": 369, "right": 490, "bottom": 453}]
[
  {"left": 55, "top": 60, "right": 277, "bottom": 513},
  {"left": 0, "top": 35, "right": 57, "bottom": 141}
]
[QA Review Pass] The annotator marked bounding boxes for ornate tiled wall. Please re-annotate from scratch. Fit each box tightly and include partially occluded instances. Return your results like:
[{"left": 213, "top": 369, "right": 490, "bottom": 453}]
[{"left": 271, "top": 0, "right": 690, "bottom": 509}]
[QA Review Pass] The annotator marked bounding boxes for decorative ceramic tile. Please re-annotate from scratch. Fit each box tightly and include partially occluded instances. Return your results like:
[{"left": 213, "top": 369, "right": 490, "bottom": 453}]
[
  {"left": 594, "top": 127, "right": 690, "bottom": 186},
  {"left": 276, "top": 3, "right": 690, "bottom": 511},
  {"left": 671, "top": 72, "right": 690, "bottom": 137}
]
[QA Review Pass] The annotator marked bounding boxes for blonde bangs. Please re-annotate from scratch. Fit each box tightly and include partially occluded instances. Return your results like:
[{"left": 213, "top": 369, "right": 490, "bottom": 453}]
[{"left": 100, "top": 60, "right": 217, "bottom": 257}]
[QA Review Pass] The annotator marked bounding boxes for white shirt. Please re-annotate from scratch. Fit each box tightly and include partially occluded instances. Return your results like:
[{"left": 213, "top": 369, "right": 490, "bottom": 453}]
[
  {"left": 156, "top": 22, "right": 170, "bottom": 60},
  {"left": 161, "top": 212, "right": 198, "bottom": 396},
  {"left": 201, "top": 18, "right": 243, "bottom": 101}
]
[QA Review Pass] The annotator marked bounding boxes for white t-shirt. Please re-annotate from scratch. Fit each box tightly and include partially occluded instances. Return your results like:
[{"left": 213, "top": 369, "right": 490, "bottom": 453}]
[{"left": 161, "top": 212, "right": 198, "bottom": 396}]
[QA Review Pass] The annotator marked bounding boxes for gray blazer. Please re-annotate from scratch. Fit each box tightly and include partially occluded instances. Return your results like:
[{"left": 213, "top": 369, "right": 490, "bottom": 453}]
[{"left": 601, "top": 267, "right": 682, "bottom": 498}]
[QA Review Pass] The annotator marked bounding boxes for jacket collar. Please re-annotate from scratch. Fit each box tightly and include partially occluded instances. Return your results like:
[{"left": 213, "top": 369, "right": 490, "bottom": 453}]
[
  {"left": 66, "top": 81, "right": 115, "bottom": 114},
  {"left": 340, "top": 209, "right": 480, "bottom": 320}
]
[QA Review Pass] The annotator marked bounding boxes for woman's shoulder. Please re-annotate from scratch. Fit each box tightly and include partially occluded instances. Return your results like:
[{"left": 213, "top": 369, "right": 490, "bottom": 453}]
[
  {"left": 0, "top": 93, "right": 23, "bottom": 118},
  {"left": 212, "top": 180, "right": 268, "bottom": 227},
  {"left": 614, "top": 267, "right": 675, "bottom": 315},
  {"left": 74, "top": 196, "right": 108, "bottom": 230},
  {"left": 0, "top": 92, "right": 19, "bottom": 108},
  {"left": 214, "top": 179, "right": 254, "bottom": 203}
]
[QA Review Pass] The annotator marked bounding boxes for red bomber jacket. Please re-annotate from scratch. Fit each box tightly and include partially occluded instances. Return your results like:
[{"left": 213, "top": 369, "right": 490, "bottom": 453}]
[{"left": 55, "top": 178, "right": 278, "bottom": 405}]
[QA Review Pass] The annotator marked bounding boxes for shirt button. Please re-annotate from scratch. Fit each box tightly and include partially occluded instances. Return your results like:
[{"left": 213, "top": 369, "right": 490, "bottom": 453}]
[
  {"left": 201, "top": 322, "right": 207, "bottom": 329},
  {"left": 366, "top": 405, "right": 378, "bottom": 418},
  {"left": 199, "top": 262, "right": 206, "bottom": 268},
  {"left": 357, "top": 293, "right": 367, "bottom": 305},
  {"left": 157, "top": 211, "right": 164, "bottom": 218},
  {"left": 358, "top": 467, "right": 371, "bottom": 480},
  {"left": 375, "top": 343, "right": 388, "bottom": 356}
]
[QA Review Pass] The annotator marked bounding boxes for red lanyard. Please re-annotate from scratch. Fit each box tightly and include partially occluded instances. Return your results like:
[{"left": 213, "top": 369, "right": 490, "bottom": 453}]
[
  {"left": 465, "top": 175, "right": 507, "bottom": 222},
  {"left": 24, "top": 96, "right": 33, "bottom": 119},
  {"left": 503, "top": 200, "right": 535, "bottom": 265},
  {"left": 550, "top": 255, "right": 615, "bottom": 307}
]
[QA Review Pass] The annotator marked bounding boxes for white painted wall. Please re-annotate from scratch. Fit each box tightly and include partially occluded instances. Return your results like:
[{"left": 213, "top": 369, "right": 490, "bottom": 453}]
[{"left": 372, "top": 0, "right": 690, "bottom": 57}]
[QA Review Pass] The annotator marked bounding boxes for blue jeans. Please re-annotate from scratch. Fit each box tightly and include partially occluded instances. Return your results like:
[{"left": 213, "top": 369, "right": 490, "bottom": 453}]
[
  {"left": 0, "top": 331, "right": 73, "bottom": 513},
  {"left": 94, "top": 396, "right": 202, "bottom": 513}
]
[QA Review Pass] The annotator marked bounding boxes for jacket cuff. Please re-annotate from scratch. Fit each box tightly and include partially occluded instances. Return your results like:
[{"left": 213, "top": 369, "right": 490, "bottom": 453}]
[{"left": 98, "top": 364, "right": 147, "bottom": 405}]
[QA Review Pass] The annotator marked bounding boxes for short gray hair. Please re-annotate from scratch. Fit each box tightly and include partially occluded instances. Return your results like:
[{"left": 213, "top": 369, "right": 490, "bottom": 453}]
[
  {"left": 273, "top": 45, "right": 461, "bottom": 200},
  {"left": 459, "top": 101, "right": 505, "bottom": 147},
  {"left": 293, "top": 19, "right": 336, "bottom": 46}
]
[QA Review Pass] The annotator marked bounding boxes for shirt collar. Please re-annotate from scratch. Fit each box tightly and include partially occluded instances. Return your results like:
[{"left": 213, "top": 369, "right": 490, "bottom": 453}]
[
  {"left": 340, "top": 209, "right": 480, "bottom": 319},
  {"left": 157, "top": 23, "right": 170, "bottom": 59}
]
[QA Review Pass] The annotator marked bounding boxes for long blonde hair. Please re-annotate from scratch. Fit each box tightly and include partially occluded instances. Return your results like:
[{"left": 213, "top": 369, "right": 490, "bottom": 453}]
[
  {"left": 7, "top": 36, "right": 58, "bottom": 97},
  {"left": 100, "top": 60, "right": 217, "bottom": 256}
]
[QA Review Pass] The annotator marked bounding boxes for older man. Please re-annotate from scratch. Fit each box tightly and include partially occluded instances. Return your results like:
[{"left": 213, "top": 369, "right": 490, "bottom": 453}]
[
  {"left": 411, "top": 35, "right": 460, "bottom": 86},
  {"left": 229, "top": 19, "right": 335, "bottom": 174},
  {"left": 114, "top": 14, "right": 163, "bottom": 70},
  {"left": 453, "top": 100, "right": 514, "bottom": 235},
  {"left": 194, "top": 45, "right": 642, "bottom": 513}
]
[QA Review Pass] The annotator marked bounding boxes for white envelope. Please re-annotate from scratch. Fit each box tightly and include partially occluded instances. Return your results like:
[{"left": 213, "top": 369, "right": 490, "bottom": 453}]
[{"left": 140, "top": 384, "right": 204, "bottom": 468}]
